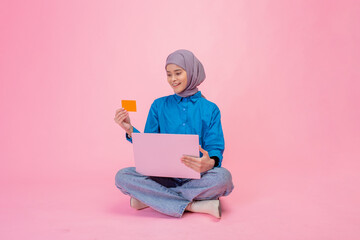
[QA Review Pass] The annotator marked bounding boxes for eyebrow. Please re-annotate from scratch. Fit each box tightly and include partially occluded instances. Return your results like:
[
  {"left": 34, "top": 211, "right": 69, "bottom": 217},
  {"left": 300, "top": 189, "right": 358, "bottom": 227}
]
[{"left": 167, "top": 69, "right": 182, "bottom": 72}]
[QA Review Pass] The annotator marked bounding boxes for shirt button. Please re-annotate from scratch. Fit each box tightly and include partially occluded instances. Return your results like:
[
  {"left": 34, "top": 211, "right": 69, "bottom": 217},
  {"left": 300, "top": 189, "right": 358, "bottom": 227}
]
[
  {"left": 182, "top": 123, "right": 186, "bottom": 126},
  {"left": 183, "top": 108, "right": 186, "bottom": 111}
]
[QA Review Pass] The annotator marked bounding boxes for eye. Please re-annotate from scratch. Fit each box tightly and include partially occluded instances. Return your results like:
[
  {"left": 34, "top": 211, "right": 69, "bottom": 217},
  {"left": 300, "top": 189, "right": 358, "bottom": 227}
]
[{"left": 176, "top": 72, "right": 182, "bottom": 75}]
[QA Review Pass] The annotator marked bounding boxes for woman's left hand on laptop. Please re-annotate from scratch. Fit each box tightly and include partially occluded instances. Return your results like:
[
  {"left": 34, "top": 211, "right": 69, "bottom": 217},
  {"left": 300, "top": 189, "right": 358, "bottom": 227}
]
[{"left": 181, "top": 146, "right": 215, "bottom": 173}]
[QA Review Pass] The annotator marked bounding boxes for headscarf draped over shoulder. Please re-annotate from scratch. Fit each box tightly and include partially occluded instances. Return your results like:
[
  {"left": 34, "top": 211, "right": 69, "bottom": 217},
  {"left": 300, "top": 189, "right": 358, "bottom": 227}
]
[{"left": 165, "top": 49, "right": 206, "bottom": 98}]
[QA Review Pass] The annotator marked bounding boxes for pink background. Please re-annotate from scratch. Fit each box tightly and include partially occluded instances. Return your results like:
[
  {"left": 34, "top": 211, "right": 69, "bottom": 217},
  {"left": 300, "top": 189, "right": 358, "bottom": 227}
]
[{"left": 1, "top": 0, "right": 359, "bottom": 239}]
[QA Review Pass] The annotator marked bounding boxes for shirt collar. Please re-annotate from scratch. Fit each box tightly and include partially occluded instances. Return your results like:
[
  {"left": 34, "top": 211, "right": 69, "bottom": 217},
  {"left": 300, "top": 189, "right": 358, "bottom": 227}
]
[{"left": 174, "top": 91, "right": 202, "bottom": 103}]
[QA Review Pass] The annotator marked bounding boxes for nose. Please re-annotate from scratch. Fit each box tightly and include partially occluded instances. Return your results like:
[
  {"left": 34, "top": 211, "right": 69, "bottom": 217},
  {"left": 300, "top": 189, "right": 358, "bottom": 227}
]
[{"left": 171, "top": 74, "right": 177, "bottom": 81}]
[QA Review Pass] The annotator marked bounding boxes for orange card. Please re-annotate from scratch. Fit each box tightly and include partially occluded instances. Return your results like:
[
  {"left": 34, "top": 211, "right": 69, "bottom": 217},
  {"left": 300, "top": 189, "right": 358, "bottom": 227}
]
[{"left": 122, "top": 100, "right": 137, "bottom": 112}]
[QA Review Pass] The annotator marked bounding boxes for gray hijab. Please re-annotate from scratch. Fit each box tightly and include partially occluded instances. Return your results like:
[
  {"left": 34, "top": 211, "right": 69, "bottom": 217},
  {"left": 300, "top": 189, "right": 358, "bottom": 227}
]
[{"left": 165, "top": 49, "right": 206, "bottom": 98}]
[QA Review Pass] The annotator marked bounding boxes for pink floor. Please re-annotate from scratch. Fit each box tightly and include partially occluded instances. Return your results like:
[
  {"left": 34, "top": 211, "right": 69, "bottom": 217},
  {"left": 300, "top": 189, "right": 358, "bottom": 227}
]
[
  {"left": 2, "top": 158, "right": 359, "bottom": 240},
  {"left": 1, "top": 0, "right": 360, "bottom": 239}
]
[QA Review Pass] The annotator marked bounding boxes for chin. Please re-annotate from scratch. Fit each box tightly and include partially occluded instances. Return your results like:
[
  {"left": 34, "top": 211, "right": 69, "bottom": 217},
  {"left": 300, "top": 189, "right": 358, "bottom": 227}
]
[{"left": 175, "top": 89, "right": 184, "bottom": 94}]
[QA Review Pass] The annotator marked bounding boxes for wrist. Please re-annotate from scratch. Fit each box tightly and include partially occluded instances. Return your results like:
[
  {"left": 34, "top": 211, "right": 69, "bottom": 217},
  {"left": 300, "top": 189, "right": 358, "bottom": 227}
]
[
  {"left": 208, "top": 158, "right": 215, "bottom": 169},
  {"left": 210, "top": 156, "right": 219, "bottom": 168},
  {"left": 126, "top": 126, "right": 133, "bottom": 137}
]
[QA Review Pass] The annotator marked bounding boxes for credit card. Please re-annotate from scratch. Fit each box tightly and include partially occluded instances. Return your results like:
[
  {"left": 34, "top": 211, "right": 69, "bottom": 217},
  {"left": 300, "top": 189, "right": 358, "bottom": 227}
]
[{"left": 121, "top": 100, "right": 137, "bottom": 112}]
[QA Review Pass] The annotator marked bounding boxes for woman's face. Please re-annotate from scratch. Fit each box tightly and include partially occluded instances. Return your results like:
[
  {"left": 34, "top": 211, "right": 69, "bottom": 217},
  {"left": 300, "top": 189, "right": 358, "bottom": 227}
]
[{"left": 166, "top": 64, "right": 187, "bottom": 94}]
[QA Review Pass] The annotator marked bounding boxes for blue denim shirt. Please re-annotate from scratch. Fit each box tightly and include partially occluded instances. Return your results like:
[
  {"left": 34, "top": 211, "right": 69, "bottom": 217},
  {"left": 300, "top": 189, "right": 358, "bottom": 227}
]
[{"left": 126, "top": 91, "right": 225, "bottom": 167}]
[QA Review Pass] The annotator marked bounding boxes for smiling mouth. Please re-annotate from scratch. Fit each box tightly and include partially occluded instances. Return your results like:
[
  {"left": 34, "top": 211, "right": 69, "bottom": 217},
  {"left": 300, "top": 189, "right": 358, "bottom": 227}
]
[{"left": 172, "top": 83, "right": 180, "bottom": 87}]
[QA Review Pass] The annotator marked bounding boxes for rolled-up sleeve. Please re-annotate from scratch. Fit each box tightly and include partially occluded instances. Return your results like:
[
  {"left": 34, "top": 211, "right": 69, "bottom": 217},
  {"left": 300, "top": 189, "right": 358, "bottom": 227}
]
[{"left": 203, "top": 105, "right": 225, "bottom": 167}]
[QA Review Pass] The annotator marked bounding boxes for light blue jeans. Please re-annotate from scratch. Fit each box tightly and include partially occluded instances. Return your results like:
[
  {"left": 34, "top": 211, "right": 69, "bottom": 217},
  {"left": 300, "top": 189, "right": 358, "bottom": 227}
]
[{"left": 115, "top": 167, "right": 234, "bottom": 218}]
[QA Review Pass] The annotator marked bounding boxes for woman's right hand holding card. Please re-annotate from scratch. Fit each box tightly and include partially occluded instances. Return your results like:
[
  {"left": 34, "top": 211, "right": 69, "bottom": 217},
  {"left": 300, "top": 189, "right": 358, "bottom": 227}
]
[{"left": 114, "top": 108, "right": 133, "bottom": 137}]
